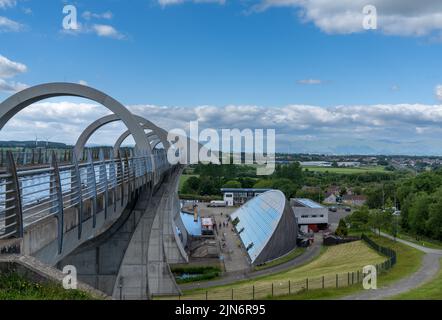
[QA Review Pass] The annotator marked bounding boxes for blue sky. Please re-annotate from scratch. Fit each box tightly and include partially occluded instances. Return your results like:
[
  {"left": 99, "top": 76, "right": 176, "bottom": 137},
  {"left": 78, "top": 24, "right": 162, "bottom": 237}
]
[{"left": 2, "top": 0, "right": 442, "bottom": 155}]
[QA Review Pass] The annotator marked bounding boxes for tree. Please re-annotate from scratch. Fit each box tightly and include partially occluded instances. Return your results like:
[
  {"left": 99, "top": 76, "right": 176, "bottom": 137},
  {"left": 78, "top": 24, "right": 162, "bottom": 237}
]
[
  {"left": 238, "top": 177, "right": 256, "bottom": 188},
  {"left": 271, "top": 178, "right": 298, "bottom": 199},
  {"left": 365, "top": 187, "right": 384, "bottom": 209},
  {"left": 408, "top": 192, "right": 431, "bottom": 237},
  {"left": 427, "top": 189, "right": 442, "bottom": 240},
  {"left": 335, "top": 219, "right": 348, "bottom": 237},
  {"left": 181, "top": 176, "right": 201, "bottom": 194},
  {"left": 223, "top": 180, "right": 242, "bottom": 189},
  {"left": 346, "top": 206, "right": 370, "bottom": 231},
  {"left": 369, "top": 209, "right": 392, "bottom": 235},
  {"left": 253, "top": 179, "right": 273, "bottom": 189}
]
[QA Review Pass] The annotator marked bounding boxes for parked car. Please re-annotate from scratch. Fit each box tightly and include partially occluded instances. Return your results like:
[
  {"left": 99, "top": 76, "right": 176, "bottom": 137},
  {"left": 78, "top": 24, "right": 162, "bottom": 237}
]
[
  {"left": 345, "top": 207, "right": 352, "bottom": 212},
  {"left": 329, "top": 206, "right": 337, "bottom": 212},
  {"left": 208, "top": 200, "right": 227, "bottom": 208}
]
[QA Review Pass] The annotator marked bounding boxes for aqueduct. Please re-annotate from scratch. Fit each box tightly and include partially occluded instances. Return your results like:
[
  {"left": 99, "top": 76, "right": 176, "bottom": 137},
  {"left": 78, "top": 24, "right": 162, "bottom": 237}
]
[{"left": 0, "top": 83, "right": 191, "bottom": 299}]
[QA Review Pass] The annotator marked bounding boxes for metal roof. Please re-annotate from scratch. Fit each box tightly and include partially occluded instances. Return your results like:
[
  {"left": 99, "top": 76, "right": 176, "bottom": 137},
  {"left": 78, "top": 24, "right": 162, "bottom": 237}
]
[
  {"left": 294, "top": 198, "right": 324, "bottom": 209},
  {"left": 230, "top": 190, "right": 286, "bottom": 263}
]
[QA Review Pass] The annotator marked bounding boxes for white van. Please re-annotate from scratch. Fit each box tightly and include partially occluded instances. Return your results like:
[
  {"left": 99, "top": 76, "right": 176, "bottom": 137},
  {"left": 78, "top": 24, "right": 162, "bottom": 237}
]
[{"left": 208, "top": 200, "right": 227, "bottom": 208}]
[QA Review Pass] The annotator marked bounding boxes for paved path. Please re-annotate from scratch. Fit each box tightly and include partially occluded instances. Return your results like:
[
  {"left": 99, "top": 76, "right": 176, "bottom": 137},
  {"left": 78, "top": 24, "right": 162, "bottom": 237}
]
[
  {"left": 180, "top": 234, "right": 323, "bottom": 291},
  {"left": 343, "top": 232, "right": 442, "bottom": 300},
  {"left": 377, "top": 231, "right": 442, "bottom": 254}
]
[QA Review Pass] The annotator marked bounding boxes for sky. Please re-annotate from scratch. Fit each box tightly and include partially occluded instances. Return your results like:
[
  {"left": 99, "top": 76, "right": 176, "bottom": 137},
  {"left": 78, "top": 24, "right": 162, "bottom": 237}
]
[{"left": 2, "top": 0, "right": 442, "bottom": 155}]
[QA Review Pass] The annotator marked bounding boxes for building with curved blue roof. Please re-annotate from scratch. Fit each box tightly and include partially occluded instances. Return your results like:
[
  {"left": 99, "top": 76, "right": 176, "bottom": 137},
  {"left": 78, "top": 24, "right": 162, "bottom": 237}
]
[{"left": 230, "top": 190, "right": 298, "bottom": 265}]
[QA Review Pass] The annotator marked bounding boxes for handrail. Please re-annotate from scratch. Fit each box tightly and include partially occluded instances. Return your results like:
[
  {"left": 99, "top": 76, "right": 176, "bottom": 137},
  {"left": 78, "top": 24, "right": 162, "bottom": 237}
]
[{"left": 0, "top": 148, "right": 174, "bottom": 249}]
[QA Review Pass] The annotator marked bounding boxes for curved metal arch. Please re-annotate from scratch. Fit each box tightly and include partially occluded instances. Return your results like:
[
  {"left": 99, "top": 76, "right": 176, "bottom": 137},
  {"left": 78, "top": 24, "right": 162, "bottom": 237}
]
[
  {"left": 73, "top": 114, "right": 169, "bottom": 159},
  {"left": 114, "top": 126, "right": 164, "bottom": 156},
  {"left": 116, "top": 132, "right": 162, "bottom": 152},
  {"left": 0, "top": 83, "right": 152, "bottom": 156}
]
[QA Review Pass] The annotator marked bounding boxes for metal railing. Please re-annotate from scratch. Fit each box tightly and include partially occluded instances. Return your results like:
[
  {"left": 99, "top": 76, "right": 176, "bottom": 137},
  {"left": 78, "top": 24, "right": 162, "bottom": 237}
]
[{"left": 0, "top": 148, "right": 172, "bottom": 253}]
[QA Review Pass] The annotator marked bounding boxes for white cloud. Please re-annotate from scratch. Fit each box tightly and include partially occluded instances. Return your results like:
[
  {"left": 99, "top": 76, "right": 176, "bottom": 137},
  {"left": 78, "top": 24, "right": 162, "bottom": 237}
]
[
  {"left": 61, "top": 23, "right": 126, "bottom": 40},
  {"left": 0, "top": 0, "right": 16, "bottom": 9},
  {"left": 0, "top": 16, "right": 24, "bottom": 32},
  {"left": 0, "top": 54, "right": 28, "bottom": 93},
  {"left": 253, "top": 0, "right": 442, "bottom": 37},
  {"left": 0, "top": 54, "right": 27, "bottom": 78},
  {"left": 436, "top": 85, "right": 442, "bottom": 101},
  {"left": 3, "top": 100, "right": 442, "bottom": 154},
  {"left": 0, "top": 79, "right": 28, "bottom": 93},
  {"left": 92, "top": 24, "right": 125, "bottom": 39},
  {"left": 297, "top": 79, "right": 322, "bottom": 85},
  {"left": 82, "top": 11, "right": 113, "bottom": 20},
  {"left": 158, "top": 0, "right": 226, "bottom": 7}
]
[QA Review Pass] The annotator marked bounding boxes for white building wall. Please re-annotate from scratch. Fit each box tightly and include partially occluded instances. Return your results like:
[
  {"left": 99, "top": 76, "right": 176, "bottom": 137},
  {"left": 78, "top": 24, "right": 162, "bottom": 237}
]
[{"left": 292, "top": 207, "right": 329, "bottom": 225}]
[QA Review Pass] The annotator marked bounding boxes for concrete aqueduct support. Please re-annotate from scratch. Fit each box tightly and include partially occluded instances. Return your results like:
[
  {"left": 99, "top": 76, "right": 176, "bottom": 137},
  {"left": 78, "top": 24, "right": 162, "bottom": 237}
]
[{"left": 0, "top": 82, "right": 189, "bottom": 299}]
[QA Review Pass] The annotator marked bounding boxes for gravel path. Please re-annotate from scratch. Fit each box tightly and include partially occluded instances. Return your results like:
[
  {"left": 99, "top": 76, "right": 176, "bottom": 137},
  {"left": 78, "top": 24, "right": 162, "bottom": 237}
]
[{"left": 343, "top": 232, "right": 442, "bottom": 300}]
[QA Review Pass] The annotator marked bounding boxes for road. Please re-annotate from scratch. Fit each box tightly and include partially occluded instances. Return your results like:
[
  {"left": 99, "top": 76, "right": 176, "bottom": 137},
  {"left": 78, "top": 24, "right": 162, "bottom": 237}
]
[
  {"left": 343, "top": 231, "right": 442, "bottom": 300},
  {"left": 179, "top": 233, "right": 323, "bottom": 291}
]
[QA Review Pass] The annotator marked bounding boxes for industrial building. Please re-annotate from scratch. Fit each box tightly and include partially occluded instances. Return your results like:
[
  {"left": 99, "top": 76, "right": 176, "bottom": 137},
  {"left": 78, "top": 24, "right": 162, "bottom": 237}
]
[
  {"left": 221, "top": 188, "right": 271, "bottom": 206},
  {"left": 291, "top": 198, "right": 329, "bottom": 233},
  {"left": 230, "top": 190, "right": 298, "bottom": 265}
]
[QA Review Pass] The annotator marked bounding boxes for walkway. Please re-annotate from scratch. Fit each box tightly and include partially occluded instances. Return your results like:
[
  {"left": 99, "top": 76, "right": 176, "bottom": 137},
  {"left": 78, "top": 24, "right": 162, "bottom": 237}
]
[
  {"left": 180, "top": 233, "right": 323, "bottom": 291},
  {"left": 343, "top": 232, "right": 442, "bottom": 300}
]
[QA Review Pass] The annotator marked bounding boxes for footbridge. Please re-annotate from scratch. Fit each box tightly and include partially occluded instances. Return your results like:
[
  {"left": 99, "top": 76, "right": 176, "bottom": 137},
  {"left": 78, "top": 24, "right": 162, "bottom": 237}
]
[{"left": 0, "top": 83, "right": 193, "bottom": 299}]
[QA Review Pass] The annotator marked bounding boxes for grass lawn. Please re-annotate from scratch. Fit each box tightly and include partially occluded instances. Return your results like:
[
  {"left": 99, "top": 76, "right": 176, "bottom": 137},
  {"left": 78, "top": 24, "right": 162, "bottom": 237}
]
[
  {"left": 180, "top": 240, "right": 386, "bottom": 300},
  {"left": 383, "top": 230, "right": 442, "bottom": 250},
  {"left": 392, "top": 258, "right": 442, "bottom": 300},
  {"left": 0, "top": 272, "right": 95, "bottom": 300},
  {"left": 271, "top": 232, "right": 424, "bottom": 300},
  {"left": 302, "top": 166, "right": 386, "bottom": 174},
  {"left": 253, "top": 247, "right": 306, "bottom": 271},
  {"left": 179, "top": 174, "right": 199, "bottom": 192}
]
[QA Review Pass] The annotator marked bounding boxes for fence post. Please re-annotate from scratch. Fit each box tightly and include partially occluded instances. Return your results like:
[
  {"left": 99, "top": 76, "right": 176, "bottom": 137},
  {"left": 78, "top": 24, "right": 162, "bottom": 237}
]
[
  {"left": 4, "top": 151, "right": 23, "bottom": 238},
  {"left": 99, "top": 149, "right": 109, "bottom": 219},
  {"left": 288, "top": 280, "right": 291, "bottom": 295},
  {"left": 87, "top": 150, "right": 98, "bottom": 228},
  {"left": 206, "top": 291, "right": 208, "bottom": 301},
  {"left": 322, "top": 276, "right": 325, "bottom": 289},
  {"left": 306, "top": 278, "right": 309, "bottom": 291},
  {"left": 336, "top": 274, "right": 338, "bottom": 288},
  {"left": 51, "top": 152, "right": 64, "bottom": 254},
  {"left": 271, "top": 283, "right": 274, "bottom": 297},
  {"left": 252, "top": 285, "right": 255, "bottom": 300},
  {"left": 72, "top": 152, "right": 83, "bottom": 239},
  {"left": 231, "top": 288, "right": 234, "bottom": 300}
]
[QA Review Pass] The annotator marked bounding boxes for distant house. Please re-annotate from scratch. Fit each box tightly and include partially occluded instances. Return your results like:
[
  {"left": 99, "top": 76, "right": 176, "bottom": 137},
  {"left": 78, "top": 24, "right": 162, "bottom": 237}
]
[
  {"left": 323, "top": 193, "right": 337, "bottom": 204},
  {"left": 342, "top": 195, "right": 367, "bottom": 207},
  {"left": 326, "top": 186, "right": 341, "bottom": 195}
]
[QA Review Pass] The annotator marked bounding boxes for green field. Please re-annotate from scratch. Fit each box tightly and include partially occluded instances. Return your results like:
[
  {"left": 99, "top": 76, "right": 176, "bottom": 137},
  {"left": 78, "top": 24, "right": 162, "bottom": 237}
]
[
  {"left": 179, "top": 241, "right": 386, "bottom": 300},
  {"left": 393, "top": 258, "right": 442, "bottom": 300},
  {"left": 302, "top": 166, "right": 386, "bottom": 174},
  {"left": 272, "top": 233, "right": 424, "bottom": 300},
  {"left": 254, "top": 247, "right": 306, "bottom": 271}
]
